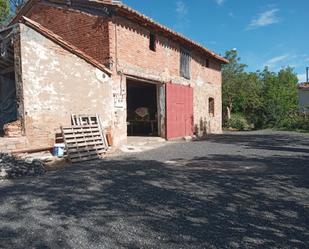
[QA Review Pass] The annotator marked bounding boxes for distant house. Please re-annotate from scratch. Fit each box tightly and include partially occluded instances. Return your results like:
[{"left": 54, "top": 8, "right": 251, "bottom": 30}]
[{"left": 298, "top": 83, "right": 309, "bottom": 112}]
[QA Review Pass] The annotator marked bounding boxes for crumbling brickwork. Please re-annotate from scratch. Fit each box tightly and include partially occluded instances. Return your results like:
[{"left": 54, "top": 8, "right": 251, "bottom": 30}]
[{"left": 0, "top": 137, "right": 27, "bottom": 152}]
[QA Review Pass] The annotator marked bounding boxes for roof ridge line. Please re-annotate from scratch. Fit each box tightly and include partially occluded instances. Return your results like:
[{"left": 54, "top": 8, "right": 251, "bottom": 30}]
[{"left": 11, "top": 0, "right": 228, "bottom": 63}]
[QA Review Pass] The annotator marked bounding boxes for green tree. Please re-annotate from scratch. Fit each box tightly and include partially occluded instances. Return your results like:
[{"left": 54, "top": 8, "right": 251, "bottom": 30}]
[
  {"left": 277, "top": 66, "right": 298, "bottom": 111},
  {"left": 222, "top": 49, "right": 247, "bottom": 119},
  {"left": 0, "top": 0, "right": 9, "bottom": 24},
  {"left": 259, "top": 66, "right": 298, "bottom": 127},
  {"left": 259, "top": 67, "right": 280, "bottom": 126},
  {"left": 238, "top": 72, "right": 264, "bottom": 127}
]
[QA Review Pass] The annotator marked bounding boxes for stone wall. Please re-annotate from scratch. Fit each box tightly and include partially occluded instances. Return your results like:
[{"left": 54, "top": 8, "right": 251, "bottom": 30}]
[{"left": 19, "top": 24, "right": 118, "bottom": 148}]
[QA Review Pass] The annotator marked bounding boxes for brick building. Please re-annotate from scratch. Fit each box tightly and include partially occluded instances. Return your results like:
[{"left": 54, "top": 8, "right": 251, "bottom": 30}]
[{"left": 0, "top": 0, "right": 228, "bottom": 151}]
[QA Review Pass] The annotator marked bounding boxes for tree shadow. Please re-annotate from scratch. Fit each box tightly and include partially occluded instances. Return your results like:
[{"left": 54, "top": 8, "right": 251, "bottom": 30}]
[
  {"left": 203, "top": 131, "right": 309, "bottom": 153},
  {"left": 0, "top": 132, "right": 309, "bottom": 248}
]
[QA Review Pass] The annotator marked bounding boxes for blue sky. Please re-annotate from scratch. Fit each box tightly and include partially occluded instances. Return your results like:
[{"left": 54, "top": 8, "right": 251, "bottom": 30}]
[{"left": 123, "top": 0, "right": 308, "bottom": 82}]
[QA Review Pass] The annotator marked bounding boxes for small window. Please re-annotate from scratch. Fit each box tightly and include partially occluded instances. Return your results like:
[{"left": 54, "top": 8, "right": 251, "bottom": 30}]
[
  {"left": 209, "top": 98, "right": 215, "bottom": 116},
  {"left": 205, "top": 58, "right": 210, "bottom": 68},
  {"left": 149, "top": 33, "right": 156, "bottom": 51},
  {"left": 180, "top": 49, "right": 191, "bottom": 79}
]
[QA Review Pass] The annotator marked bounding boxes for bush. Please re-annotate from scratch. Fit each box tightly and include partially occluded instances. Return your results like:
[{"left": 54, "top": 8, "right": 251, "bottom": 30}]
[
  {"left": 225, "top": 114, "right": 250, "bottom": 131},
  {"left": 277, "top": 111, "right": 309, "bottom": 131}
]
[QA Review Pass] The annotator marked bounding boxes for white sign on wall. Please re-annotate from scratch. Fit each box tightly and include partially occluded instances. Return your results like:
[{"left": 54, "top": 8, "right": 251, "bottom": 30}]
[{"left": 114, "top": 94, "right": 125, "bottom": 109}]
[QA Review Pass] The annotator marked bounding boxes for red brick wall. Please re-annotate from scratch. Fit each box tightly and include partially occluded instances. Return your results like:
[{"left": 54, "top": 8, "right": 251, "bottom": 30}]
[
  {"left": 110, "top": 15, "right": 222, "bottom": 85},
  {"left": 26, "top": 3, "right": 221, "bottom": 84},
  {"left": 28, "top": 3, "right": 110, "bottom": 66},
  {"left": 110, "top": 15, "right": 223, "bottom": 134}
]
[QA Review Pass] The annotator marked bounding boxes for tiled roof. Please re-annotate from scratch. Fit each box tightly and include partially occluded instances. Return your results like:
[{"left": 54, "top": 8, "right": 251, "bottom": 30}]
[
  {"left": 109, "top": 1, "right": 229, "bottom": 63},
  {"left": 11, "top": 0, "right": 228, "bottom": 64}
]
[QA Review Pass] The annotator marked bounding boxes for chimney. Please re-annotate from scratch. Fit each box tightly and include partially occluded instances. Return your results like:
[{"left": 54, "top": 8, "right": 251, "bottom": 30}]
[{"left": 306, "top": 67, "right": 309, "bottom": 83}]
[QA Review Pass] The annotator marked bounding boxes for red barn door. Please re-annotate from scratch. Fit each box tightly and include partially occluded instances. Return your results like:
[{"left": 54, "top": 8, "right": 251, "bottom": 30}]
[{"left": 166, "top": 83, "right": 193, "bottom": 140}]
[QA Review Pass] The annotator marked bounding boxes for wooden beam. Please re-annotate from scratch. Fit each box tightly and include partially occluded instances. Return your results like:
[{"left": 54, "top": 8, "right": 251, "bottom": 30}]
[
  {"left": 0, "top": 66, "right": 14, "bottom": 75},
  {"left": 11, "top": 146, "right": 53, "bottom": 155}
]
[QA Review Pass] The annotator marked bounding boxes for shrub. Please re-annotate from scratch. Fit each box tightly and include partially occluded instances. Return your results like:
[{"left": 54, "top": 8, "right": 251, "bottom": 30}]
[
  {"left": 278, "top": 111, "right": 309, "bottom": 131},
  {"left": 225, "top": 113, "right": 250, "bottom": 131}
]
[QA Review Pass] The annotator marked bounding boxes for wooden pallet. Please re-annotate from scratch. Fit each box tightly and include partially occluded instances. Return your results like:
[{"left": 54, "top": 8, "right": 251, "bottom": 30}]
[
  {"left": 71, "top": 114, "right": 99, "bottom": 126},
  {"left": 71, "top": 114, "right": 109, "bottom": 147},
  {"left": 61, "top": 124, "right": 108, "bottom": 163}
]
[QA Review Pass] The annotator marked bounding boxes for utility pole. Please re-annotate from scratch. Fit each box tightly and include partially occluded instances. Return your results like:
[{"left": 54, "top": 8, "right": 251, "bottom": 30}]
[{"left": 306, "top": 67, "right": 309, "bottom": 82}]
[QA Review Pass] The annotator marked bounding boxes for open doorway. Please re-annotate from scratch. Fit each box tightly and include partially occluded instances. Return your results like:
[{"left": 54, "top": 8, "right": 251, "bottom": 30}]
[
  {"left": 0, "top": 73, "right": 17, "bottom": 136},
  {"left": 127, "top": 79, "right": 159, "bottom": 136},
  {"left": 0, "top": 27, "right": 18, "bottom": 136}
]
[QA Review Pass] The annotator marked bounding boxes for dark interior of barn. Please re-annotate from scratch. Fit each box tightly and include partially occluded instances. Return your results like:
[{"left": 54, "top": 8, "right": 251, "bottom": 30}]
[
  {"left": 0, "top": 28, "right": 18, "bottom": 136},
  {"left": 126, "top": 79, "right": 158, "bottom": 136}
]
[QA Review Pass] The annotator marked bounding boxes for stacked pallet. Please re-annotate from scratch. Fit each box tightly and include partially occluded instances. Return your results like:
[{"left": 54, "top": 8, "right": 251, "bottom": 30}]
[{"left": 61, "top": 124, "right": 107, "bottom": 163}]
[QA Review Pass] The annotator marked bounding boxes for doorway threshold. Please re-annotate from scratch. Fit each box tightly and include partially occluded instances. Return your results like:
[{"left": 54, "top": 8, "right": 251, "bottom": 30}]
[{"left": 120, "top": 136, "right": 166, "bottom": 153}]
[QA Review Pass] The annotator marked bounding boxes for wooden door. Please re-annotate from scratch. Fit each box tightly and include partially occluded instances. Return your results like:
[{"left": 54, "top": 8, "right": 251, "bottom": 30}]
[{"left": 166, "top": 83, "right": 193, "bottom": 139}]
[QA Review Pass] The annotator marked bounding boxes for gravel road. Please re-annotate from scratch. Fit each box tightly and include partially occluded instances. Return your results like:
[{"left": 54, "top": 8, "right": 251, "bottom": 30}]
[{"left": 0, "top": 130, "right": 308, "bottom": 249}]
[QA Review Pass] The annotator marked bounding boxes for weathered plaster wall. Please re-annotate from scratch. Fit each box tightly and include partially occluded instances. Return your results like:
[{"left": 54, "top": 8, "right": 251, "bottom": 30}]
[
  {"left": 110, "top": 16, "right": 223, "bottom": 134},
  {"left": 19, "top": 24, "right": 124, "bottom": 148}
]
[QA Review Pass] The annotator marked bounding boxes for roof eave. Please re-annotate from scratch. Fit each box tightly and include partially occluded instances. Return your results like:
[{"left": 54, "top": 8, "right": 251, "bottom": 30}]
[
  {"left": 113, "top": 4, "right": 229, "bottom": 64},
  {"left": 20, "top": 16, "right": 112, "bottom": 75},
  {"left": 10, "top": 0, "right": 229, "bottom": 64}
]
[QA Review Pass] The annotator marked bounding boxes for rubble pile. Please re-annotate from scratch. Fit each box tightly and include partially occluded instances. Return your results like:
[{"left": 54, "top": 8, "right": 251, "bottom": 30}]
[{"left": 0, "top": 153, "right": 46, "bottom": 180}]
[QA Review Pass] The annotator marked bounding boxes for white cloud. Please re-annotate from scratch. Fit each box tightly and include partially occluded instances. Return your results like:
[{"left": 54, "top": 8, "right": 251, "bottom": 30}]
[
  {"left": 264, "top": 54, "right": 289, "bottom": 67},
  {"left": 176, "top": 1, "right": 188, "bottom": 16},
  {"left": 215, "top": 0, "right": 225, "bottom": 6},
  {"left": 247, "top": 8, "right": 280, "bottom": 30},
  {"left": 174, "top": 1, "right": 190, "bottom": 33}
]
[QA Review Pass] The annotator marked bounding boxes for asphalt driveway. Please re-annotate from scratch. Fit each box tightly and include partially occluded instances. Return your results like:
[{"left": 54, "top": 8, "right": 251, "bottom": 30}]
[{"left": 0, "top": 130, "right": 309, "bottom": 249}]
